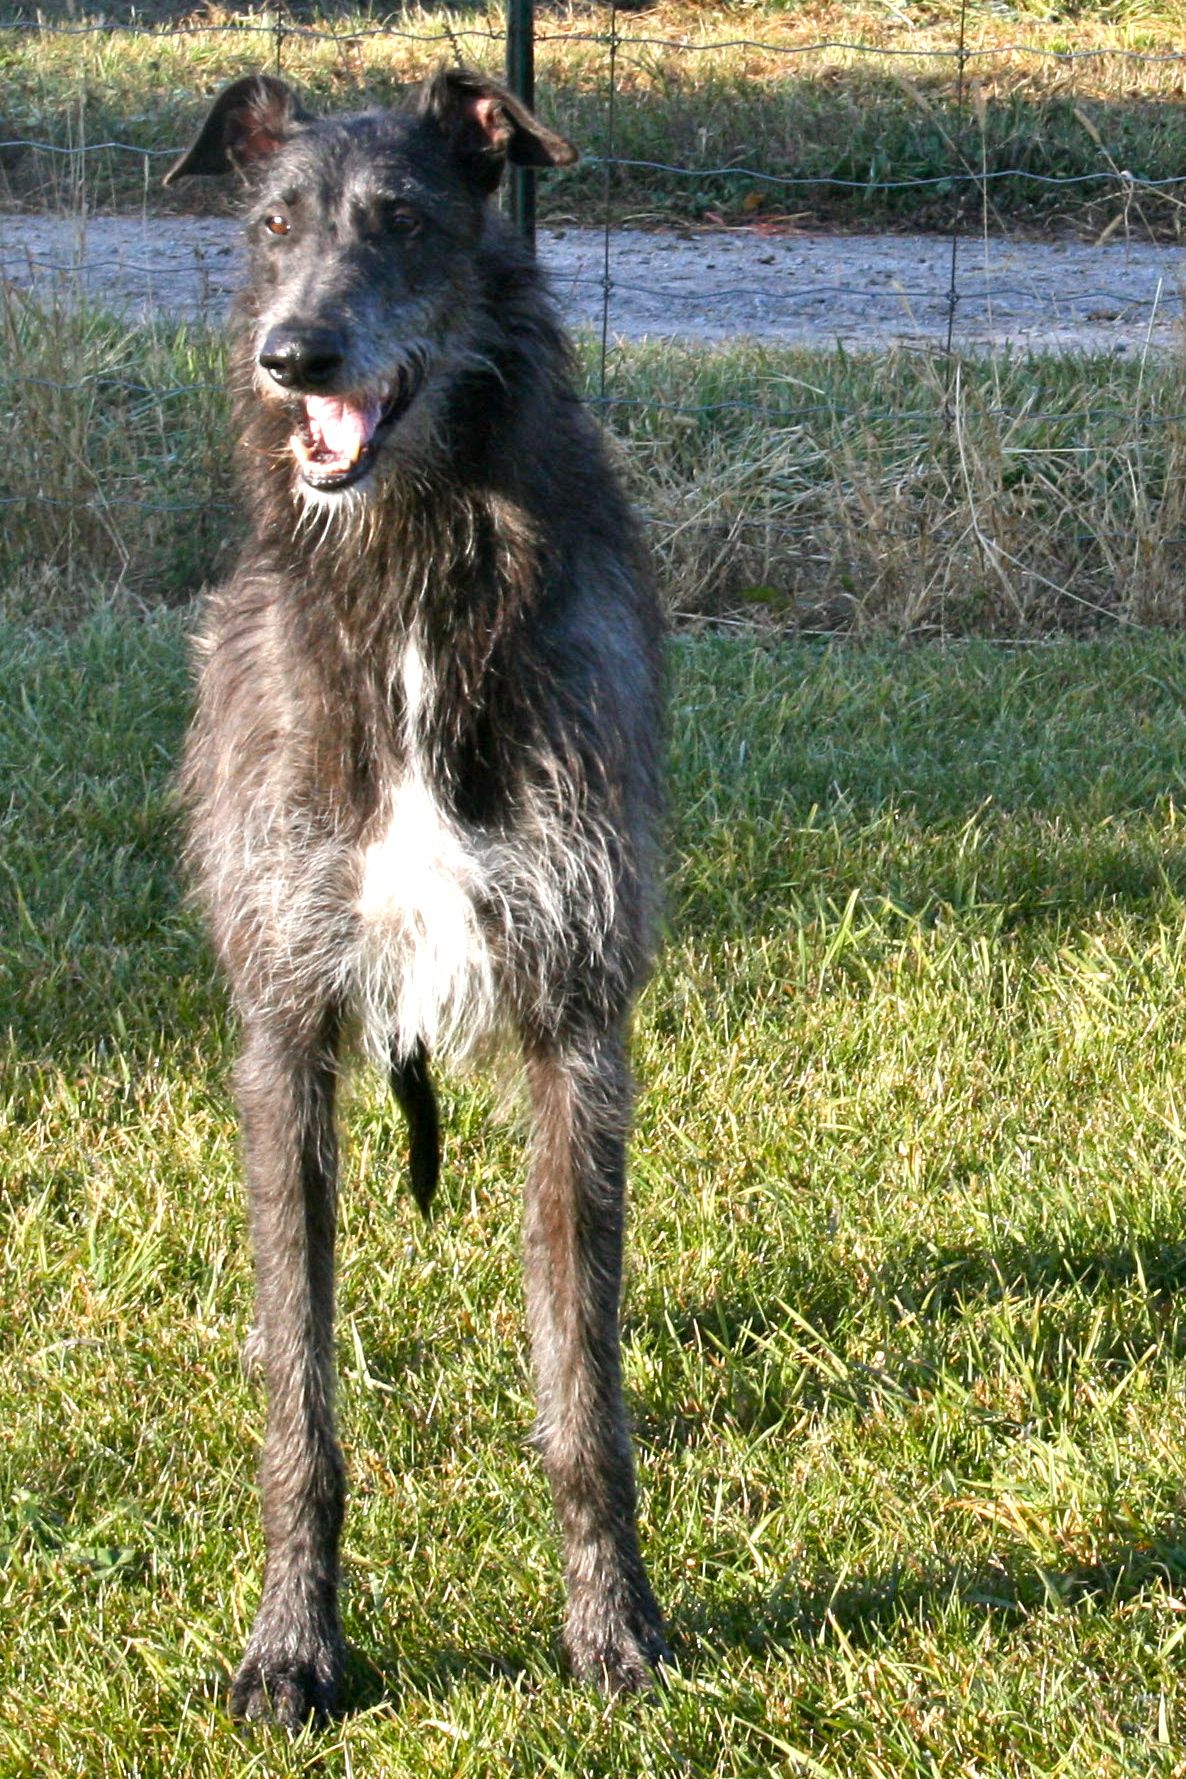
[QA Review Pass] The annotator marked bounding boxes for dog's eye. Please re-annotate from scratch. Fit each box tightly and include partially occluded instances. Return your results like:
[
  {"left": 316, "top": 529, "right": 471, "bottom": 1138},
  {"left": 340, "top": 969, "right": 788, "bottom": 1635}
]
[
  {"left": 264, "top": 213, "right": 291, "bottom": 238},
  {"left": 385, "top": 206, "right": 421, "bottom": 237}
]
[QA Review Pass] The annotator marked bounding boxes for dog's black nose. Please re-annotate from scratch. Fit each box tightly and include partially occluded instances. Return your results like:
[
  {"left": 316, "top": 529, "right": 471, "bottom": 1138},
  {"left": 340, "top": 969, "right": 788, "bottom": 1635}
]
[{"left": 258, "top": 326, "right": 346, "bottom": 391}]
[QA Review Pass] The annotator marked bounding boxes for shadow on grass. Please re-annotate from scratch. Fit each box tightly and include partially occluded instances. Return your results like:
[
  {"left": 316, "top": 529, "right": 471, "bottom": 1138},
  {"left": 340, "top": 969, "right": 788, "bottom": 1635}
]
[
  {"left": 624, "top": 1227, "right": 1186, "bottom": 1454},
  {"left": 675, "top": 1515, "right": 1186, "bottom": 1671},
  {"left": 328, "top": 1242, "right": 1186, "bottom": 1716},
  {"left": 343, "top": 1641, "right": 534, "bottom": 1717},
  {"left": 876, "top": 1234, "right": 1186, "bottom": 1316},
  {"left": 324, "top": 1518, "right": 1186, "bottom": 1715},
  {"left": 636, "top": 1229, "right": 1186, "bottom": 1350},
  {"left": 675, "top": 843, "right": 1186, "bottom": 950}
]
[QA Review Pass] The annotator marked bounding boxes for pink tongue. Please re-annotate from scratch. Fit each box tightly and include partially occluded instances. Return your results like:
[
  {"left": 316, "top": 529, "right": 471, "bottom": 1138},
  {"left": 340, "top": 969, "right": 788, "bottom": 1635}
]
[{"left": 305, "top": 393, "right": 383, "bottom": 463}]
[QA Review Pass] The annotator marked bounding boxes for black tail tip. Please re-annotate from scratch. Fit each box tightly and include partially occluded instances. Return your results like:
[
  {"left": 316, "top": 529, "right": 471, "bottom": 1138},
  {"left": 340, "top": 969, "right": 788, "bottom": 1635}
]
[
  {"left": 390, "top": 1041, "right": 441, "bottom": 1220},
  {"left": 409, "top": 1146, "right": 439, "bottom": 1218}
]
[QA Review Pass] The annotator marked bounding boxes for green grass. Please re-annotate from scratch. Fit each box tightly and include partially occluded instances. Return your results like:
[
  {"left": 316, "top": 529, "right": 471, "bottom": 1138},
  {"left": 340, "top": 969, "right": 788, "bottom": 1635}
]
[
  {"left": 8, "top": 291, "right": 1186, "bottom": 632},
  {"left": 5, "top": 0, "right": 1186, "bottom": 234},
  {"left": 5, "top": 607, "right": 1186, "bottom": 1771}
]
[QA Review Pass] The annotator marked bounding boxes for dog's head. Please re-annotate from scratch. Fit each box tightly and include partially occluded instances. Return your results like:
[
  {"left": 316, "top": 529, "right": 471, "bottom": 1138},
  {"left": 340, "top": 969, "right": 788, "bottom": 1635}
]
[{"left": 165, "top": 69, "right": 577, "bottom": 500}]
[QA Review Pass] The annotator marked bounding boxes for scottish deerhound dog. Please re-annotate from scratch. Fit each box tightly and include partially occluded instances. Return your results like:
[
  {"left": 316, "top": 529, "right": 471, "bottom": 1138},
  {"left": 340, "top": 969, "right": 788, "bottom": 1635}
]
[{"left": 165, "top": 68, "right": 667, "bottom": 1727}]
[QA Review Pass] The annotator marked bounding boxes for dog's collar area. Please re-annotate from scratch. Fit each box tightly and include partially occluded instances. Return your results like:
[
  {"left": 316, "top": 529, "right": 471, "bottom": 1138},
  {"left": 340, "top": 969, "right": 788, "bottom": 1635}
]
[{"left": 288, "top": 362, "right": 426, "bottom": 490}]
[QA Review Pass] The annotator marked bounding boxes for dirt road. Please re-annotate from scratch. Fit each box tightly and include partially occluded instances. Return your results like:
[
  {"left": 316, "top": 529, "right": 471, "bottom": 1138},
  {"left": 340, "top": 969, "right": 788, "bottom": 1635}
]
[{"left": 1, "top": 212, "right": 1181, "bottom": 353}]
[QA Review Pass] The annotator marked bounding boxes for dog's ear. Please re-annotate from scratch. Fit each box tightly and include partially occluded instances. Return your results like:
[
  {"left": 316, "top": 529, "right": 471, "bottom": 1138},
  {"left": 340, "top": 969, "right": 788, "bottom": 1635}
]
[
  {"left": 163, "top": 75, "right": 313, "bottom": 186},
  {"left": 420, "top": 67, "right": 577, "bottom": 194}
]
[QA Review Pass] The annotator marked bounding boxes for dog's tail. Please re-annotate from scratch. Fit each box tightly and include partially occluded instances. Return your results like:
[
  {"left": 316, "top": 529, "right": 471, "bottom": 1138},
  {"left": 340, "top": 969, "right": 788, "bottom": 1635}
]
[{"left": 389, "top": 1041, "right": 440, "bottom": 1216}]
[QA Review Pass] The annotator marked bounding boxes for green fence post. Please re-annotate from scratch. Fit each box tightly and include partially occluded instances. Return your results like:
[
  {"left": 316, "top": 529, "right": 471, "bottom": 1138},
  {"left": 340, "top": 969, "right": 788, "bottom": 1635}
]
[{"left": 506, "top": 0, "right": 535, "bottom": 245}]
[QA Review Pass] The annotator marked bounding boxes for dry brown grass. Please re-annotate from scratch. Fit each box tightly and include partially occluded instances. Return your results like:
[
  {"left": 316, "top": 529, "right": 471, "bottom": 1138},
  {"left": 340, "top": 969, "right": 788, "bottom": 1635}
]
[
  {"left": 598, "top": 337, "right": 1186, "bottom": 633},
  {"left": 0, "top": 288, "right": 232, "bottom": 602}
]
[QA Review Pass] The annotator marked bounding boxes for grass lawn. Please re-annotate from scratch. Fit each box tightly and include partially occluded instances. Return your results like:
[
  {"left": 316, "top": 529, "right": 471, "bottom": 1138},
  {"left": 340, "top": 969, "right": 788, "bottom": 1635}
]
[
  {"left": 4, "top": 0, "right": 1186, "bottom": 234},
  {"left": 4, "top": 607, "right": 1186, "bottom": 1773}
]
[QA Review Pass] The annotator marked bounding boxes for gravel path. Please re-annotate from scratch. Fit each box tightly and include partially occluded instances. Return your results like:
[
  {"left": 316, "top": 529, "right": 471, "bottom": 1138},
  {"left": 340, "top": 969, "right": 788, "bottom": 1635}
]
[{"left": 1, "top": 212, "right": 1182, "bottom": 353}]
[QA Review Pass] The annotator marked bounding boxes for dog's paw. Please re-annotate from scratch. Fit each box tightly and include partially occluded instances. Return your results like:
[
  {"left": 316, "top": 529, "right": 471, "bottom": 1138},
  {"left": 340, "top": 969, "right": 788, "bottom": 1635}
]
[
  {"left": 565, "top": 1591, "right": 670, "bottom": 1695},
  {"left": 230, "top": 1639, "right": 341, "bottom": 1732}
]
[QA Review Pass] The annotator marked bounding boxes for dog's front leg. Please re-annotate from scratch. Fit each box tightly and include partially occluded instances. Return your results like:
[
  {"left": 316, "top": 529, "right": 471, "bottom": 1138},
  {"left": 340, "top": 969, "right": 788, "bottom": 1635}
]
[
  {"left": 523, "top": 1029, "right": 669, "bottom": 1691},
  {"left": 229, "top": 1018, "right": 345, "bottom": 1730}
]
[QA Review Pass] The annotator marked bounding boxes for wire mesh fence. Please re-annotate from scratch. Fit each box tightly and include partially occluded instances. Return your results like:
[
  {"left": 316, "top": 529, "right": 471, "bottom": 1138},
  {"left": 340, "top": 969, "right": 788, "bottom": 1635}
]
[{"left": 2, "top": 3, "right": 1186, "bottom": 631}]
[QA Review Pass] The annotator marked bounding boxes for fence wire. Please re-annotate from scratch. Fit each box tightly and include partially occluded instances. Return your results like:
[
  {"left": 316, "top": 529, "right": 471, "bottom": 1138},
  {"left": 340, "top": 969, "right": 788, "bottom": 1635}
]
[{"left": 3, "top": 4, "right": 1186, "bottom": 629}]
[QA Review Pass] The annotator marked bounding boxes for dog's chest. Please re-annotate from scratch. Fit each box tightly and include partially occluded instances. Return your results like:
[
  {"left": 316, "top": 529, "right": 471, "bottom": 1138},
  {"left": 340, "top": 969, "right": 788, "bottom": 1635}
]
[
  {"left": 351, "top": 638, "right": 497, "bottom": 1063},
  {"left": 358, "top": 776, "right": 476, "bottom": 928}
]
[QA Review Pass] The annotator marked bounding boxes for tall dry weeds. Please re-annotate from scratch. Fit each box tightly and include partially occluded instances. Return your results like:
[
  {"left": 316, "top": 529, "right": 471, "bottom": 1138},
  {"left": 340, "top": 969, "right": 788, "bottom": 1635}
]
[
  {"left": 613, "top": 340, "right": 1186, "bottom": 634},
  {"left": 0, "top": 284, "right": 233, "bottom": 602}
]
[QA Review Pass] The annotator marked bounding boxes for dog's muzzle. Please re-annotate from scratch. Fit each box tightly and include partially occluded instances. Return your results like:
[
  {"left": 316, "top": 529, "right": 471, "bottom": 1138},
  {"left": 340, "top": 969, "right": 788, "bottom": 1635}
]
[
  {"left": 287, "top": 361, "right": 427, "bottom": 491},
  {"left": 254, "top": 346, "right": 426, "bottom": 492}
]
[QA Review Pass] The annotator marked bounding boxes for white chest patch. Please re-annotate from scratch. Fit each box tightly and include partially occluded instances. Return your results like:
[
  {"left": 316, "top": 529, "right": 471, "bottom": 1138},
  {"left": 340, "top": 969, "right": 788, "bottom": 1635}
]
[{"left": 353, "top": 770, "right": 498, "bottom": 1067}]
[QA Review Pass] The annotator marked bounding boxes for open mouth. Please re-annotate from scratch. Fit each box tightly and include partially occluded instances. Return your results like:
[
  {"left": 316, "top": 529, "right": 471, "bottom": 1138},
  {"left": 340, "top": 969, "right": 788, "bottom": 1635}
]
[{"left": 290, "top": 362, "right": 426, "bottom": 491}]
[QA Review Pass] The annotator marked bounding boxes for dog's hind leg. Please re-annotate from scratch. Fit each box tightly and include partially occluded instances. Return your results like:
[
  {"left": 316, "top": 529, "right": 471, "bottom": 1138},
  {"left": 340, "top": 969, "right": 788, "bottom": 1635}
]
[
  {"left": 229, "top": 1011, "right": 346, "bottom": 1731},
  {"left": 389, "top": 1038, "right": 440, "bottom": 1215},
  {"left": 522, "top": 1027, "right": 669, "bottom": 1691}
]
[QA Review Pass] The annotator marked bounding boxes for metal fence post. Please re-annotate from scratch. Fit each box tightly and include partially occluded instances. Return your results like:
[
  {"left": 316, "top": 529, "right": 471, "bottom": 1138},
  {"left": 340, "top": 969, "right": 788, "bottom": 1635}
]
[{"left": 506, "top": 0, "right": 535, "bottom": 245}]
